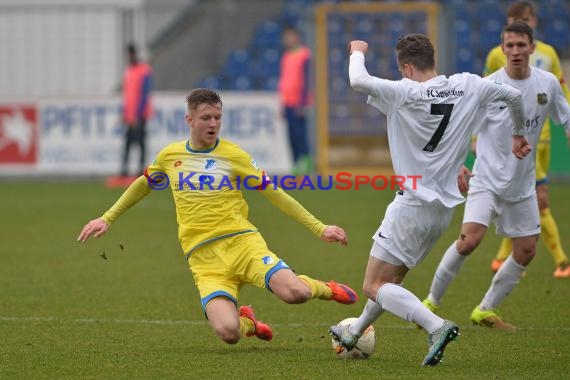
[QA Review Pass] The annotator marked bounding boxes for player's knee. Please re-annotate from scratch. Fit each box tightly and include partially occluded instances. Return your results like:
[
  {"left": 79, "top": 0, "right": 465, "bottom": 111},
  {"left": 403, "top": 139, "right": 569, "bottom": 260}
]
[
  {"left": 362, "top": 286, "right": 376, "bottom": 301},
  {"left": 513, "top": 245, "right": 536, "bottom": 266},
  {"left": 456, "top": 235, "right": 480, "bottom": 255},
  {"left": 214, "top": 325, "right": 241, "bottom": 344},
  {"left": 536, "top": 184, "right": 549, "bottom": 210},
  {"left": 281, "top": 283, "right": 312, "bottom": 304},
  {"left": 537, "top": 194, "right": 549, "bottom": 210},
  {"left": 362, "top": 280, "right": 383, "bottom": 300}
]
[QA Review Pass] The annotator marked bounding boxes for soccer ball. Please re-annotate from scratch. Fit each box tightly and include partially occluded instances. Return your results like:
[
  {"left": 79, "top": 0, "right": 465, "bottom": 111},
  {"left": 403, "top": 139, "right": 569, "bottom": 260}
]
[{"left": 331, "top": 317, "right": 376, "bottom": 359}]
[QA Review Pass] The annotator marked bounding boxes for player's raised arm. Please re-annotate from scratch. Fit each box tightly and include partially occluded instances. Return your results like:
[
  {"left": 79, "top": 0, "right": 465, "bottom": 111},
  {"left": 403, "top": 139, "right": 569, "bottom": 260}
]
[
  {"left": 258, "top": 186, "right": 347, "bottom": 246},
  {"left": 348, "top": 40, "right": 375, "bottom": 95},
  {"left": 348, "top": 40, "right": 402, "bottom": 108},
  {"left": 76, "top": 175, "right": 153, "bottom": 242}
]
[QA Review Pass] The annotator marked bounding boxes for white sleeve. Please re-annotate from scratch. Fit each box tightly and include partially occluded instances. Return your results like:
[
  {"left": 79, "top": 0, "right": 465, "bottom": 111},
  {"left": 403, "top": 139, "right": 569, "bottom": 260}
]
[
  {"left": 478, "top": 77, "right": 526, "bottom": 135},
  {"left": 349, "top": 51, "right": 402, "bottom": 113},
  {"left": 549, "top": 79, "right": 570, "bottom": 131}
]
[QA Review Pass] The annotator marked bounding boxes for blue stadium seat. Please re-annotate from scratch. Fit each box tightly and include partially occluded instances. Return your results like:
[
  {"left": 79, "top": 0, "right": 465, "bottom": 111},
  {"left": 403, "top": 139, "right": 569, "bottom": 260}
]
[
  {"left": 455, "top": 20, "right": 472, "bottom": 46},
  {"left": 222, "top": 49, "right": 250, "bottom": 77},
  {"left": 256, "top": 75, "right": 279, "bottom": 91},
  {"left": 278, "top": 11, "right": 300, "bottom": 28},
  {"left": 546, "top": 21, "right": 570, "bottom": 48},
  {"left": 330, "top": 76, "right": 349, "bottom": 94},
  {"left": 252, "top": 21, "right": 282, "bottom": 47},
  {"left": 329, "top": 47, "right": 344, "bottom": 65},
  {"left": 197, "top": 0, "right": 570, "bottom": 91},
  {"left": 196, "top": 76, "right": 222, "bottom": 90},
  {"left": 244, "top": 47, "right": 279, "bottom": 79},
  {"left": 262, "top": 48, "right": 280, "bottom": 66},
  {"left": 229, "top": 76, "right": 253, "bottom": 91},
  {"left": 456, "top": 47, "right": 474, "bottom": 73},
  {"left": 356, "top": 19, "right": 373, "bottom": 34}
]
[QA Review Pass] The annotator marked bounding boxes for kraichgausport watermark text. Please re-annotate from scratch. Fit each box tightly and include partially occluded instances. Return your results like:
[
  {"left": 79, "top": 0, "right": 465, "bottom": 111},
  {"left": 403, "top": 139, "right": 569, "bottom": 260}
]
[{"left": 146, "top": 171, "right": 421, "bottom": 191}]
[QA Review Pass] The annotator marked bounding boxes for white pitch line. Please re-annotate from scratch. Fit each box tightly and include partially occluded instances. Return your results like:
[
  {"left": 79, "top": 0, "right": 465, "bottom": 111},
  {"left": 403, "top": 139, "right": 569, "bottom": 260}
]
[
  {"left": 0, "top": 316, "right": 207, "bottom": 325},
  {"left": 1, "top": 316, "right": 570, "bottom": 331}
]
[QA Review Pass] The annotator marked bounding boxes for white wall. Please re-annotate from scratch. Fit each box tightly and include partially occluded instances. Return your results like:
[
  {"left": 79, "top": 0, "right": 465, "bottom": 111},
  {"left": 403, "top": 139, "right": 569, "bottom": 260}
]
[
  {"left": 0, "top": 7, "right": 121, "bottom": 97},
  {"left": 0, "top": 0, "right": 196, "bottom": 97}
]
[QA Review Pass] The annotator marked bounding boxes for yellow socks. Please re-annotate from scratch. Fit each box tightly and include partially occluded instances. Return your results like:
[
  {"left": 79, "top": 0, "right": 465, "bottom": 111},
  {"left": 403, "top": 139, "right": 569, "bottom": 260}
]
[
  {"left": 541, "top": 208, "right": 569, "bottom": 266},
  {"left": 298, "top": 275, "right": 332, "bottom": 300},
  {"left": 239, "top": 316, "right": 255, "bottom": 336},
  {"left": 495, "top": 237, "right": 512, "bottom": 261}
]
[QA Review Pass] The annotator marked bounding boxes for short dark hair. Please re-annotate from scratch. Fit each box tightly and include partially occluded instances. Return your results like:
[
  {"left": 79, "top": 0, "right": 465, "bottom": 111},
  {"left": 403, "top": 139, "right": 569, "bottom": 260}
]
[
  {"left": 185, "top": 88, "right": 223, "bottom": 112},
  {"left": 283, "top": 25, "right": 298, "bottom": 33},
  {"left": 507, "top": 1, "right": 537, "bottom": 19},
  {"left": 501, "top": 21, "right": 534, "bottom": 44},
  {"left": 396, "top": 34, "right": 435, "bottom": 71},
  {"left": 127, "top": 43, "right": 137, "bottom": 55}
]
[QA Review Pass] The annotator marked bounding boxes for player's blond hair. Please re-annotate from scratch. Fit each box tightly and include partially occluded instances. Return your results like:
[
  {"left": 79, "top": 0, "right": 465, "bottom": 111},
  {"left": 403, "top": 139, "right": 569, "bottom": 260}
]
[
  {"left": 507, "top": 1, "right": 537, "bottom": 19},
  {"left": 186, "top": 88, "right": 223, "bottom": 112}
]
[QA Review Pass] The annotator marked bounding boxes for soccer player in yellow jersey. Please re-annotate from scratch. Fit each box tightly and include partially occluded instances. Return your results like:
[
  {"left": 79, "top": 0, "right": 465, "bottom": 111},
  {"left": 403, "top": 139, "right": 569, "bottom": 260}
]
[
  {"left": 483, "top": 1, "right": 570, "bottom": 278},
  {"left": 77, "top": 88, "right": 358, "bottom": 345}
]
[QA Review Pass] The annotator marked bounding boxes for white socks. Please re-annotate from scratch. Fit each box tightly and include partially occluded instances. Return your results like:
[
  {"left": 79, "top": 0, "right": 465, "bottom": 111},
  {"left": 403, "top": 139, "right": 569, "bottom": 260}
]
[
  {"left": 348, "top": 299, "right": 384, "bottom": 336},
  {"left": 377, "top": 283, "right": 444, "bottom": 334},
  {"left": 480, "top": 255, "right": 525, "bottom": 310},
  {"left": 427, "top": 242, "right": 525, "bottom": 311},
  {"left": 427, "top": 243, "right": 467, "bottom": 305}
]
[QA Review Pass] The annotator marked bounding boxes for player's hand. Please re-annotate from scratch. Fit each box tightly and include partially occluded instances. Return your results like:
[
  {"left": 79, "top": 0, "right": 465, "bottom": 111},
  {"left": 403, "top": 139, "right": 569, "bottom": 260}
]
[
  {"left": 512, "top": 135, "right": 532, "bottom": 159},
  {"left": 77, "top": 217, "right": 109, "bottom": 243},
  {"left": 321, "top": 225, "right": 348, "bottom": 246},
  {"left": 348, "top": 40, "right": 368, "bottom": 55},
  {"left": 457, "top": 165, "right": 473, "bottom": 194}
]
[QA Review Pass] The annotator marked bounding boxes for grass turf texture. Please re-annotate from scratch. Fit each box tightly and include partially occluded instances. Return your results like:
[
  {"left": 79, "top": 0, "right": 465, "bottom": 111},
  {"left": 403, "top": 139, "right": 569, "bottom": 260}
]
[{"left": 1, "top": 181, "right": 569, "bottom": 379}]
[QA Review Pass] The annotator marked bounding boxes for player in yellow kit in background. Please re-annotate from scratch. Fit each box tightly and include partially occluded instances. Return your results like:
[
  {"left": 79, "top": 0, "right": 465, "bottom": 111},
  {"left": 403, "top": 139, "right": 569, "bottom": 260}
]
[
  {"left": 77, "top": 88, "right": 358, "bottom": 345},
  {"left": 483, "top": 1, "right": 570, "bottom": 278}
]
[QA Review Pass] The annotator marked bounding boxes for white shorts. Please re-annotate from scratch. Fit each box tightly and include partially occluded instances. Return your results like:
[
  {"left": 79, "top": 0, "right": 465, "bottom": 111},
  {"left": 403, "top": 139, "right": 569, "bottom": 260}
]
[
  {"left": 371, "top": 192, "right": 455, "bottom": 269},
  {"left": 463, "top": 186, "right": 540, "bottom": 238}
]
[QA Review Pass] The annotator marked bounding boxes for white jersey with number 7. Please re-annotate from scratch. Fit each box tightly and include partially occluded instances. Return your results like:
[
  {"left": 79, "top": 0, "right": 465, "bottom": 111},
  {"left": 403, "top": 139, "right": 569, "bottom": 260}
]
[{"left": 349, "top": 51, "right": 524, "bottom": 208}]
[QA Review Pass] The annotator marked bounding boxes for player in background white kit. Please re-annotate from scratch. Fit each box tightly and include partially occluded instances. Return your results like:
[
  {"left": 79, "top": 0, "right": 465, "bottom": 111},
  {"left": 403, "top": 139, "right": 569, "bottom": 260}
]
[
  {"left": 422, "top": 22, "right": 570, "bottom": 330},
  {"left": 329, "top": 34, "right": 530, "bottom": 367}
]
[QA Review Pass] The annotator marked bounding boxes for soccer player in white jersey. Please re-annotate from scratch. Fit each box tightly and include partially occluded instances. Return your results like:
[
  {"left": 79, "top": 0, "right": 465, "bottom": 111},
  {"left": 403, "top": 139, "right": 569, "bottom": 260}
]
[
  {"left": 329, "top": 34, "right": 530, "bottom": 366},
  {"left": 422, "top": 22, "right": 570, "bottom": 330}
]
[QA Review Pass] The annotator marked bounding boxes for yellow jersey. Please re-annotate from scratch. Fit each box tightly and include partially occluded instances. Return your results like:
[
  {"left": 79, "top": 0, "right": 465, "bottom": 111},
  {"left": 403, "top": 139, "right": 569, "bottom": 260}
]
[
  {"left": 145, "top": 138, "right": 268, "bottom": 256},
  {"left": 483, "top": 40, "right": 570, "bottom": 142}
]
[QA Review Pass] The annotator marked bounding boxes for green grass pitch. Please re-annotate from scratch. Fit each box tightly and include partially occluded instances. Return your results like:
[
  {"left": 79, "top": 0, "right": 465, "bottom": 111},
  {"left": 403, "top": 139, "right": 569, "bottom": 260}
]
[{"left": 1, "top": 181, "right": 569, "bottom": 379}]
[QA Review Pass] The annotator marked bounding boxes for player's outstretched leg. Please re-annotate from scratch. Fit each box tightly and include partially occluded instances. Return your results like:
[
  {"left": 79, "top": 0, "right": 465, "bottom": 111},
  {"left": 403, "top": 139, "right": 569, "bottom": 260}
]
[
  {"left": 296, "top": 274, "right": 358, "bottom": 304},
  {"left": 269, "top": 271, "right": 358, "bottom": 305},
  {"left": 239, "top": 305, "right": 273, "bottom": 341},
  {"left": 325, "top": 281, "right": 359, "bottom": 304}
]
